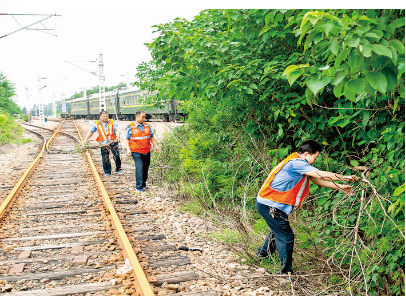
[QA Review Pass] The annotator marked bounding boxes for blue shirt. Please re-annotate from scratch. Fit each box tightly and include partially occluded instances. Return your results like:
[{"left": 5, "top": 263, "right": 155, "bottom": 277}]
[
  {"left": 125, "top": 122, "right": 154, "bottom": 139},
  {"left": 90, "top": 120, "right": 119, "bottom": 145},
  {"left": 257, "top": 156, "right": 316, "bottom": 215}
]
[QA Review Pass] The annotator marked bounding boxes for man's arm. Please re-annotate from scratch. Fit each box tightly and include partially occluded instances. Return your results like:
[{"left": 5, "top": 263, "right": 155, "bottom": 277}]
[
  {"left": 151, "top": 136, "right": 160, "bottom": 153},
  {"left": 125, "top": 138, "right": 132, "bottom": 156},
  {"left": 306, "top": 169, "right": 359, "bottom": 182},
  {"left": 115, "top": 129, "right": 121, "bottom": 140},
  {"left": 84, "top": 131, "right": 94, "bottom": 143},
  {"left": 309, "top": 177, "right": 355, "bottom": 195},
  {"left": 114, "top": 122, "right": 121, "bottom": 141}
]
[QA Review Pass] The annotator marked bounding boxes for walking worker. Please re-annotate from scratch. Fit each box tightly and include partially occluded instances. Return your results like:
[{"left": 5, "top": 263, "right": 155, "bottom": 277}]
[
  {"left": 256, "top": 139, "right": 359, "bottom": 275},
  {"left": 84, "top": 110, "right": 123, "bottom": 177},
  {"left": 124, "top": 111, "right": 160, "bottom": 192}
]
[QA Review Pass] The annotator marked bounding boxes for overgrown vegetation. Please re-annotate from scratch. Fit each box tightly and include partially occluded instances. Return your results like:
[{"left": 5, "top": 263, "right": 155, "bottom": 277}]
[
  {"left": 138, "top": 9, "right": 405, "bottom": 295},
  {"left": 0, "top": 72, "right": 20, "bottom": 115},
  {"left": 0, "top": 72, "right": 24, "bottom": 145}
]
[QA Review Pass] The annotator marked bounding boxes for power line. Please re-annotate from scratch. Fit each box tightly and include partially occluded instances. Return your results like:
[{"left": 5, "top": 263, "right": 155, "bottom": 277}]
[
  {"left": 0, "top": 13, "right": 61, "bottom": 39},
  {"left": 65, "top": 61, "right": 98, "bottom": 76},
  {"left": 0, "top": 13, "right": 61, "bottom": 16}
]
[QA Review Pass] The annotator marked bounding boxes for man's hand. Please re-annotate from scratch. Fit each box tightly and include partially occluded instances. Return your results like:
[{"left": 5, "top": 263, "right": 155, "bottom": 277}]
[
  {"left": 338, "top": 184, "right": 356, "bottom": 196},
  {"left": 346, "top": 175, "right": 360, "bottom": 182},
  {"left": 155, "top": 146, "right": 160, "bottom": 153},
  {"left": 127, "top": 150, "right": 132, "bottom": 157}
]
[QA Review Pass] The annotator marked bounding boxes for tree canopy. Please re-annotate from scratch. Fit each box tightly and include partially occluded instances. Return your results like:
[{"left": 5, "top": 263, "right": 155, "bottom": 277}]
[{"left": 0, "top": 72, "right": 20, "bottom": 114}]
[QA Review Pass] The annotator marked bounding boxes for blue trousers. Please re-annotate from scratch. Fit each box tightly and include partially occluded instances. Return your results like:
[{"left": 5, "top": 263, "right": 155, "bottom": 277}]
[
  {"left": 256, "top": 200, "right": 294, "bottom": 274},
  {"left": 100, "top": 143, "right": 121, "bottom": 174},
  {"left": 132, "top": 152, "right": 151, "bottom": 190}
]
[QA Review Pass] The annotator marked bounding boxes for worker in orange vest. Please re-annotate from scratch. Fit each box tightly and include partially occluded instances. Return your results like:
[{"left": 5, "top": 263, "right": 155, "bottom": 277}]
[
  {"left": 84, "top": 110, "right": 122, "bottom": 177},
  {"left": 124, "top": 111, "right": 160, "bottom": 192},
  {"left": 256, "top": 140, "right": 359, "bottom": 275}
]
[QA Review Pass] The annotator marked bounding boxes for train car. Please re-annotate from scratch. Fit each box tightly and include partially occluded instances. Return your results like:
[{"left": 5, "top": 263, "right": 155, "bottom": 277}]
[
  {"left": 117, "top": 87, "right": 183, "bottom": 121},
  {"left": 59, "top": 87, "right": 185, "bottom": 121},
  {"left": 43, "top": 102, "right": 53, "bottom": 117},
  {"left": 88, "top": 90, "right": 118, "bottom": 119},
  {"left": 61, "top": 101, "right": 71, "bottom": 118},
  {"left": 30, "top": 105, "right": 37, "bottom": 116},
  {"left": 69, "top": 96, "right": 89, "bottom": 118},
  {"left": 118, "top": 88, "right": 160, "bottom": 120}
]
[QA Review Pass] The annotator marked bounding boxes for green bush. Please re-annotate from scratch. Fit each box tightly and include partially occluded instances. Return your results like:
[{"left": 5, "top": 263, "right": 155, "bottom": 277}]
[
  {"left": 146, "top": 9, "right": 405, "bottom": 295},
  {"left": 0, "top": 113, "right": 23, "bottom": 145}
]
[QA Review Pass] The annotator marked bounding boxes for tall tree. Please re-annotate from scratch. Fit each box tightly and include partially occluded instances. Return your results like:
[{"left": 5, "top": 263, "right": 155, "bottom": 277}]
[{"left": 0, "top": 72, "right": 20, "bottom": 114}]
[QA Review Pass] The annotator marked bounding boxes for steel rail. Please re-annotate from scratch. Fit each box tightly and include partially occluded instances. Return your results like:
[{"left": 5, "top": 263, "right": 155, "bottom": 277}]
[
  {"left": 72, "top": 120, "right": 154, "bottom": 296},
  {"left": 0, "top": 120, "right": 65, "bottom": 220},
  {"left": 45, "top": 120, "right": 65, "bottom": 151}
]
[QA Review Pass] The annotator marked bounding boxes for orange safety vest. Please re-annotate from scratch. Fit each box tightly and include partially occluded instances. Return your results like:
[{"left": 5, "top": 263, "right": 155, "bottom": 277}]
[
  {"left": 128, "top": 122, "right": 152, "bottom": 153},
  {"left": 258, "top": 152, "right": 310, "bottom": 207},
  {"left": 95, "top": 119, "right": 117, "bottom": 143}
]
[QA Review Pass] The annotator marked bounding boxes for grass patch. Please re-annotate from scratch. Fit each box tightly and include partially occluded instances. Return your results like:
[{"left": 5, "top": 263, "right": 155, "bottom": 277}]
[
  {"left": 208, "top": 228, "right": 242, "bottom": 244},
  {"left": 178, "top": 201, "right": 202, "bottom": 216},
  {"left": 20, "top": 138, "right": 33, "bottom": 144}
]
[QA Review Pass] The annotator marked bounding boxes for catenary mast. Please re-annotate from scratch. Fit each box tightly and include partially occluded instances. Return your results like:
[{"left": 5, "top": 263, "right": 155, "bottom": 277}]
[{"left": 98, "top": 54, "right": 106, "bottom": 112}]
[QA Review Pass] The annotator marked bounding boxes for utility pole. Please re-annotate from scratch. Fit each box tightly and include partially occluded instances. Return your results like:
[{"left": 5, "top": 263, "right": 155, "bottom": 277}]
[
  {"left": 52, "top": 93, "right": 56, "bottom": 118},
  {"left": 25, "top": 86, "right": 30, "bottom": 122},
  {"left": 98, "top": 54, "right": 106, "bottom": 112},
  {"left": 25, "top": 86, "right": 29, "bottom": 111},
  {"left": 37, "top": 76, "right": 45, "bottom": 124},
  {"left": 126, "top": 72, "right": 130, "bottom": 89}
]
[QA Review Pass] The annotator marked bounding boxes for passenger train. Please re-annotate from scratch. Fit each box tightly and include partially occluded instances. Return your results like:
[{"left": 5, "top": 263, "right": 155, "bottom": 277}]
[{"left": 31, "top": 87, "right": 183, "bottom": 121}]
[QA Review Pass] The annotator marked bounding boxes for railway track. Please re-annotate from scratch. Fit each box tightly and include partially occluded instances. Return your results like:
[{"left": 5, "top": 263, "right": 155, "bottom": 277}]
[
  {"left": 0, "top": 120, "right": 217, "bottom": 295},
  {"left": 0, "top": 125, "right": 45, "bottom": 205}
]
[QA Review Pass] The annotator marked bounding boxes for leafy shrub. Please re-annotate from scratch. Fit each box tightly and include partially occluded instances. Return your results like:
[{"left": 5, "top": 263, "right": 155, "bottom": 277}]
[{"left": 146, "top": 9, "right": 404, "bottom": 295}]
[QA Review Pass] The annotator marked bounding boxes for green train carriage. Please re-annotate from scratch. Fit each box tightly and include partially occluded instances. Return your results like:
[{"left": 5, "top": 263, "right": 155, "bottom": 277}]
[{"left": 69, "top": 97, "right": 89, "bottom": 118}]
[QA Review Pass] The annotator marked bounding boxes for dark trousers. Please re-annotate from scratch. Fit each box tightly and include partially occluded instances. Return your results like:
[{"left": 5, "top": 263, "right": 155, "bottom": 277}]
[
  {"left": 132, "top": 152, "right": 151, "bottom": 190},
  {"left": 256, "top": 200, "right": 294, "bottom": 274},
  {"left": 100, "top": 143, "right": 121, "bottom": 174}
]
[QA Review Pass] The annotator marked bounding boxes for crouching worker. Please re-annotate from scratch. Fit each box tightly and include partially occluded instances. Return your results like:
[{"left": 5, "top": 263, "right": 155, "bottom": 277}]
[
  {"left": 256, "top": 140, "right": 359, "bottom": 275},
  {"left": 124, "top": 111, "right": 160, "bottom": 192},
  {"left": 84, "top": 110, "right": 122, "bottom": 177}
]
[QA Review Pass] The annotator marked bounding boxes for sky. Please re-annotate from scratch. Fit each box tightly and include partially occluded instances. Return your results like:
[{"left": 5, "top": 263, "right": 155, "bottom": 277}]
[
  {"left": 1, "top": 1, "right": 203, "bottom": 110},
  {"left": 1, "top": 1, "right": 403, "bottom": 110}
]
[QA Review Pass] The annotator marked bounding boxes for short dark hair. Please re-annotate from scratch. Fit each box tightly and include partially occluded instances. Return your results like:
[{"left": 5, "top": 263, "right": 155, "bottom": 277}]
[
  {"left": 100, "top": 110, "right": 108, "bottom": 116},
  {"left": 297, "top": 140, "right": 322, "bottom": 154},
  {"left": 135, "top": 110, "right": 146, "bottom": 117}
]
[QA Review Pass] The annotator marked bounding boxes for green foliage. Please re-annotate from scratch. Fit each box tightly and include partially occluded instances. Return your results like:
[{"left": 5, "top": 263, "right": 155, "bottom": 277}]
[
  {"left": 0, "top": 113, "right": 23, "bottom": 144},
  {"left": 144, "top": 9, "right": 404, "bottom": 295},
  {"left": 0, "top": 72, "right": 20, "bottom": 115}
]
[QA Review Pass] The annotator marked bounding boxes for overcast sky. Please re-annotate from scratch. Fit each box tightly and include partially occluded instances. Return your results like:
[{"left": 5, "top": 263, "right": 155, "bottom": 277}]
[
  {"left": 1, "top": 1, "right": 203, "bottom": 109},
  {"left": 1, "top": 1, "right": 403, "bottom": 110}
]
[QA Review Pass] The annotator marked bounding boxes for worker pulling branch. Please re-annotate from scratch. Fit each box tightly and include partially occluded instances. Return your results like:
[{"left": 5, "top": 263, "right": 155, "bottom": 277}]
[
  {"left": 84, "top": 110, "right": 123, "bottom": 177},
  {"left": 256, "top": 139, "right": 360, "bottom": 275}
]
